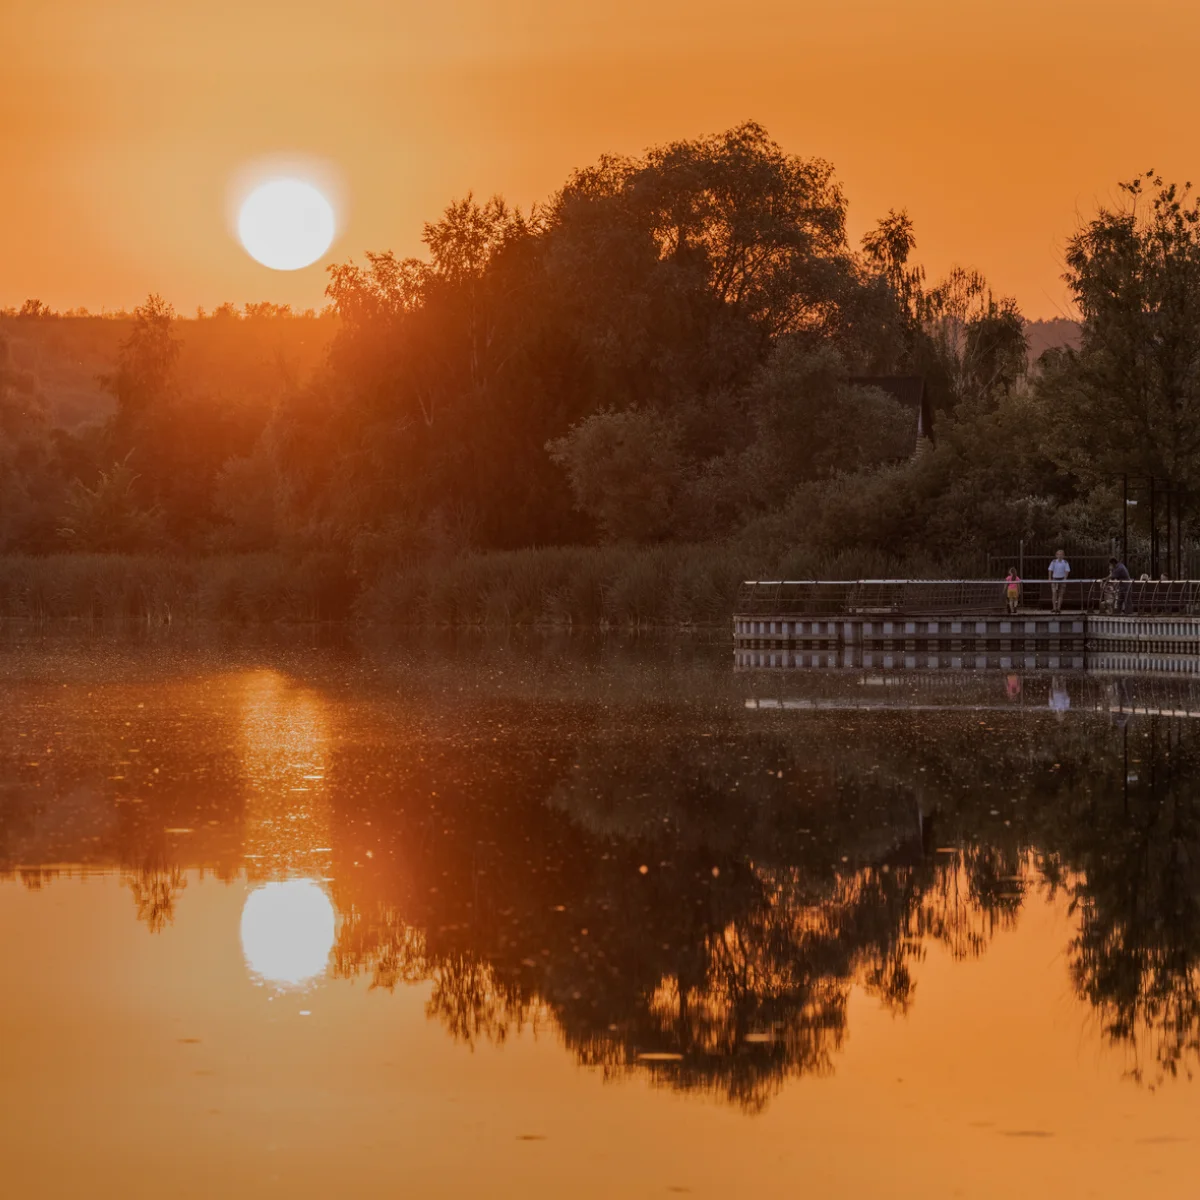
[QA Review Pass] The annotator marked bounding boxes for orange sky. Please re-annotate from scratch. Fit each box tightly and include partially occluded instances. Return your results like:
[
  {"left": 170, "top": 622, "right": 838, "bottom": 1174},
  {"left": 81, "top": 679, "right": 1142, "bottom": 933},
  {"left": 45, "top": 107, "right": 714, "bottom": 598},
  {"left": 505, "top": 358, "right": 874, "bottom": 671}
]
[{"left": 4, "top": 0, "right": 1199, "bottom": 319}]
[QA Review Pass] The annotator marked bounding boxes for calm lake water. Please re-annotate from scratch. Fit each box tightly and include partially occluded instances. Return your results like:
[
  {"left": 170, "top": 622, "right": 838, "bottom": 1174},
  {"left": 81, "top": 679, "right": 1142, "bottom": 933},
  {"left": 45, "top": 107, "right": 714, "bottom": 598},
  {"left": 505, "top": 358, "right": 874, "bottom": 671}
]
[{"left": 3, "top": 626, "right": 1200, "bottom": 1198}]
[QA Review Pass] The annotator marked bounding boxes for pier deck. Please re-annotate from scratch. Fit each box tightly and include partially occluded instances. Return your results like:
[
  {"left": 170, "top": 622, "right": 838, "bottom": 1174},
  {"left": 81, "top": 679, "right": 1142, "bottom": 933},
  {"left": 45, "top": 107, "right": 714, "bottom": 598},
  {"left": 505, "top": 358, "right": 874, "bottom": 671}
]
[{"left": 733, "top": 580, "right": 1200, "bottom": 654}]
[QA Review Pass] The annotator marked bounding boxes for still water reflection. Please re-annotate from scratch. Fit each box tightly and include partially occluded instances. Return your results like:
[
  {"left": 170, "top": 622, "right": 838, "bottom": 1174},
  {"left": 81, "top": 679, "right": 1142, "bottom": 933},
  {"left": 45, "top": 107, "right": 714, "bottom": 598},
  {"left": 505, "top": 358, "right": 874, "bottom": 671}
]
[
  {"left": 3, "top": 628, "right": 1200, "bottom": 1197},
  {"left": 241, "top": 880, "right": 337, "bottom": 988}
]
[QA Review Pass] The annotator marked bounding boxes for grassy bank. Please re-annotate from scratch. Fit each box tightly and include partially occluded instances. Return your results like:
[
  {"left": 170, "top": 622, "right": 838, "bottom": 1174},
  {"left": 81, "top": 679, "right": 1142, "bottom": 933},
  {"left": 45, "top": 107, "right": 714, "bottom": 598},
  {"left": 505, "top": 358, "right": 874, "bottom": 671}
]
[{"left": 0, "top": 543, "right": 960, "bottom": 625}]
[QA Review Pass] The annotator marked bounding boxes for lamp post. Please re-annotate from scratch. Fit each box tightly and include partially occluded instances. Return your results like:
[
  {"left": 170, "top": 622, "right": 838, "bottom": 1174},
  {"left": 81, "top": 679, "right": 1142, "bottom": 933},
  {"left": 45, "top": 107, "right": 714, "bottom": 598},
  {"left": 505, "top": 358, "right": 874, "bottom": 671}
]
[
  {"left": 1150, "top": 477, "right": 1157, "bottom": 579},
  {"left": 1122, "top": 473, "right": 1128, "bottom": 565},
  {"left": 1145, "top": 478, "right": 1185, "bottom": 578},
  {"left": 1167, "top": 486, "right": 1173, "bottom": 577}
]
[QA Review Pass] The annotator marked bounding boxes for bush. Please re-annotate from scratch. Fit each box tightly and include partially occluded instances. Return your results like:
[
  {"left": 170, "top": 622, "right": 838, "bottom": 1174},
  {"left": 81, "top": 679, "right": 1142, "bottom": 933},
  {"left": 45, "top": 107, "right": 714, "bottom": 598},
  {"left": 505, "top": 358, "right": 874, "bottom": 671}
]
[{"left": 547, "top": 409, "right": 688, "bottom": 543}]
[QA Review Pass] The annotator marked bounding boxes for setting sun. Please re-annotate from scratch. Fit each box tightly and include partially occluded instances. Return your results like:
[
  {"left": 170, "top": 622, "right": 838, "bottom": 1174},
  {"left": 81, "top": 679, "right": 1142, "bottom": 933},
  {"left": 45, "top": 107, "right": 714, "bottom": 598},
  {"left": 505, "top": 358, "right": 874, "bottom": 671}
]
[{"left": 237, "top": 178, "right": 336, "bottom": 272}]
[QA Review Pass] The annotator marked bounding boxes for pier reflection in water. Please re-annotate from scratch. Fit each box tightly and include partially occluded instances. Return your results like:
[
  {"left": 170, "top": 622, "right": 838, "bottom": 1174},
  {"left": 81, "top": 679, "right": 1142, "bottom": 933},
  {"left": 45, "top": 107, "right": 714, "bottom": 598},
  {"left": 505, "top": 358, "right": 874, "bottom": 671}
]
[{"left": 4, "top": 629, "right": 1200, "bottom": 1196}]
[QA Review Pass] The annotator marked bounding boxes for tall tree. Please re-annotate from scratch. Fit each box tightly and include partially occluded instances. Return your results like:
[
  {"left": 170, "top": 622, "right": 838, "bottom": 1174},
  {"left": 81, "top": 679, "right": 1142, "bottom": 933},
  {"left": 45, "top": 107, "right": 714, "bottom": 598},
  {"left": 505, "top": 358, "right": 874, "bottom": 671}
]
[
  {"left": 1041, "top": 173, "right": 1200, "bottom": 489},
  {"left": 103, "top": 294, "right": 180, "bottom": 432},
  {"left": 860, "top": 214, "right": 1026, "bottom": 410}
]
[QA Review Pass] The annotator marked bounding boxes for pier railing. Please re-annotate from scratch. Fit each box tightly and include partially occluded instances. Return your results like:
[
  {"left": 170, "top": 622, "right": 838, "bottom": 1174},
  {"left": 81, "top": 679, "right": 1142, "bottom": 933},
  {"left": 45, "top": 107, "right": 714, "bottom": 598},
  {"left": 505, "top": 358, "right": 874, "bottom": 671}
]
[
  {"left": 1081, "top": 577, "right": 1200, "bottom": 615},
  {"left": 737, "top": 579, "right": 1200, "bottom": 617}
]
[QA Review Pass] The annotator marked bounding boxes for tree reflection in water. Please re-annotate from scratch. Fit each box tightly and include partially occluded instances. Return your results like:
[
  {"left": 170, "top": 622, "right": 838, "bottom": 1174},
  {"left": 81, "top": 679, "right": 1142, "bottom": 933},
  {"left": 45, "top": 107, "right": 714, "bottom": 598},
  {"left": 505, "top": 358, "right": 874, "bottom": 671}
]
[
  {"left": 4, "top": 657, "right": 1200, "bottom": 1106},
  {"left": 1042, "top": 718, "right": 1200, "bottom": 1085},
  {"left": 121, "top": 858, "right": 187, "bottom": 934},
  {"left": 318, "top": 715, "right": 1046, "bottom": 1111}
]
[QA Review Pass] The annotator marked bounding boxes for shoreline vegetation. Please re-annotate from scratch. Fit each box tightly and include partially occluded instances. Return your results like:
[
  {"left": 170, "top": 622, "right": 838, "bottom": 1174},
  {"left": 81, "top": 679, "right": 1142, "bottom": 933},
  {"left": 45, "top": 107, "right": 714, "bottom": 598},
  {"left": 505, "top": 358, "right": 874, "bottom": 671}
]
[
  {"left": 3, "top": 127, "right": 1197, "bottom": 617},
  {"left": 0, "top": 545, "right": 960, "bottom": 626}
]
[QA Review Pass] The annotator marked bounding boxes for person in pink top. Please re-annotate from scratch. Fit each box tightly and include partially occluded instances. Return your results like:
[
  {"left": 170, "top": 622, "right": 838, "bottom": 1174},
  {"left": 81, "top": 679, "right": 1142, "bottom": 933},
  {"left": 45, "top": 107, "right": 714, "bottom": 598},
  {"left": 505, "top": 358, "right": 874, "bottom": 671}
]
[{"left": 1005, "top": 567, "right": 1021, "bottom": 615}]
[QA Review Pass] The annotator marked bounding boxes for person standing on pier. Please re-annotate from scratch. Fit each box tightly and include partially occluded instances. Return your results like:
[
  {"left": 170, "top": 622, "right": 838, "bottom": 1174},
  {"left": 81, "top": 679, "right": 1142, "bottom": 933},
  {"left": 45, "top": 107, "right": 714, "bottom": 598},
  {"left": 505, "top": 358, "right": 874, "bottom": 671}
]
[
  {"left": 1108, "top": 556, "right": 1132, "bottom": 614},
  {"left": 1048, "top": 549, "right": 1071, "bottom": 614},
  {"left": 1005, "top": 567, "right": 1021, "bottom": 614}
]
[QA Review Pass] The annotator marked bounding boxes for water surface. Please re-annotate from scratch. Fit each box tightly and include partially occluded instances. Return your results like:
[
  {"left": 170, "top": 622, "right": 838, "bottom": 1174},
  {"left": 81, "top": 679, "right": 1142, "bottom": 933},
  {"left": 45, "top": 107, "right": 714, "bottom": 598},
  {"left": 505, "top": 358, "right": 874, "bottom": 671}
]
[{"left": 3, "top": 627, "right": 1200, "bottom": 1197}]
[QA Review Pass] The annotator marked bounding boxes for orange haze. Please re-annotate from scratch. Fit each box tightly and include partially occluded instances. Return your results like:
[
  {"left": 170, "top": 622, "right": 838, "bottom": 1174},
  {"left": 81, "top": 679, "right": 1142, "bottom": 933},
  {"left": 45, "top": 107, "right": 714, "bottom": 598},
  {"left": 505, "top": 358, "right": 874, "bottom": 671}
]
[{"left": 4, "top": 0, "right": 1198, "bottom": 318}]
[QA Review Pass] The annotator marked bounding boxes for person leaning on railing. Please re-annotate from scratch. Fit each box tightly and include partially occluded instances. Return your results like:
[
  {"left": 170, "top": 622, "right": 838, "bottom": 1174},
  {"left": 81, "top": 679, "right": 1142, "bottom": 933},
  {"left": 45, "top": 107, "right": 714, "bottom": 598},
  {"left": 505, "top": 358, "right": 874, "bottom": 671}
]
[
  {"left": 1048, "top": 549, "right": 1070, "bottom": 614},
  {"left": 1108, "top": 556, "right": 1132, "bottom": 614}
]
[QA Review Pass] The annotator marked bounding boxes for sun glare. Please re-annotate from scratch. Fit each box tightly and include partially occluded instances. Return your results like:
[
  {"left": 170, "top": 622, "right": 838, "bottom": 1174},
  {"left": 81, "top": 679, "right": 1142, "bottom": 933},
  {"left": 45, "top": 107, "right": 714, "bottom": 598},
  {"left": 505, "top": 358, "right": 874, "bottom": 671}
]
[
  {"left": 237, "top": 178, "right": 335, "bottom": 271},
  {"left": 240, "top": 879, "right": 337, "bottom": 988}
]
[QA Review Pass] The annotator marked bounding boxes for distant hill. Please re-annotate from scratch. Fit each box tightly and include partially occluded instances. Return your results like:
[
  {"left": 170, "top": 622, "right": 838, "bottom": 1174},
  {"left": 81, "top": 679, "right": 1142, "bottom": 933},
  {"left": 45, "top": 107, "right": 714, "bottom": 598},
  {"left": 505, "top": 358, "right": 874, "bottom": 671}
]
[
  {"left": 0, "top": 309, "right": 338, "bottom": 430},
  {"left": 1, "top": 309, "right": 1082, "bottom": 434},
  {"left": 1024, "top": 317, "right": 1080, "bottom": 362}
]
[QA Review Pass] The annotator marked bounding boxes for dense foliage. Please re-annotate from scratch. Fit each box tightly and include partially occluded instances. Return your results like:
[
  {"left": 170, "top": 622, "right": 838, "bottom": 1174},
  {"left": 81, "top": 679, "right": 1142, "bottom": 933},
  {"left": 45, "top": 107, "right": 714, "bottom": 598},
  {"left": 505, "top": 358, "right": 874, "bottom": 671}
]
[{"left": 2, "top": 126, "right": 1192, "bottom": 612}]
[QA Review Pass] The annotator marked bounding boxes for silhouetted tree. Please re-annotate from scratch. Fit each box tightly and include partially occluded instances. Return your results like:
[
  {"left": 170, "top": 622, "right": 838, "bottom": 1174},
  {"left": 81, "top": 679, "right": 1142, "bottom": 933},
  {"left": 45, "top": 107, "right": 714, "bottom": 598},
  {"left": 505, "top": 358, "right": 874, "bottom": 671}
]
[
  {"left": 103, "top": 294, "right": 180, "bottom": 432},
  {"left": 1040, "top": 173, "right": 1200, "bottom": 491}
]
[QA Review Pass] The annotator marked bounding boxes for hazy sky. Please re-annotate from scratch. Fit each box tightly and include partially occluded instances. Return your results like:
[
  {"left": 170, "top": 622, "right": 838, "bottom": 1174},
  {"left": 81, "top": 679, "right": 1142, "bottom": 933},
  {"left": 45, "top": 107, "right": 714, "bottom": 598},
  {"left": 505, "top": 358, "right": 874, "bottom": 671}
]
[{"left": 4, "top": 0, "right": 1198, "bottom": 318}]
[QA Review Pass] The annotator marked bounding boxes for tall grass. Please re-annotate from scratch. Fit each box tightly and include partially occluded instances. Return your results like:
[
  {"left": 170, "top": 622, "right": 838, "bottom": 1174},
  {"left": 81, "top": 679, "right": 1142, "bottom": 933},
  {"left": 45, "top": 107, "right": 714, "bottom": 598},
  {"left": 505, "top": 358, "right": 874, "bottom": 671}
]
[
  {"left": 352, "top": 544, "right": 740, "bottom": 626},
  {"left": 354, "top": 541, "right": 946, "bottom": 627},
  {"left": 0, "top": 553, "right": 354, "bottom": 622},
  {"left": 0, "top": 543, "right": 970, "bottom": 626}
]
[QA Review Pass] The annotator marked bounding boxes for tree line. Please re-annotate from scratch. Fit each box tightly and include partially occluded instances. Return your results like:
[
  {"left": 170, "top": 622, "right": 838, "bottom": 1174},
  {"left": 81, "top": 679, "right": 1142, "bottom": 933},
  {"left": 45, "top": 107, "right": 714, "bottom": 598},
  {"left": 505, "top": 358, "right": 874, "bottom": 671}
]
[{"left": 2, "top": 125, "right": 1198, "bottom": 579}]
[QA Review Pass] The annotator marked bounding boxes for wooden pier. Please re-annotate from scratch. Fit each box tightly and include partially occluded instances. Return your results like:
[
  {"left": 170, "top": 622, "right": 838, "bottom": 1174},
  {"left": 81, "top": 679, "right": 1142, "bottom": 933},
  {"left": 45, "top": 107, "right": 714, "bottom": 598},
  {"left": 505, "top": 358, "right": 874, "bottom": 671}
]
[
  {"left": 734, "top": 614, "right": 1087, "bottom": 647},
  {"left": 733, "top": 580, "right": 1200, "bottom": 656},
  {"left": 735, "top": 647, "right": 1086, "bottom": 671}
]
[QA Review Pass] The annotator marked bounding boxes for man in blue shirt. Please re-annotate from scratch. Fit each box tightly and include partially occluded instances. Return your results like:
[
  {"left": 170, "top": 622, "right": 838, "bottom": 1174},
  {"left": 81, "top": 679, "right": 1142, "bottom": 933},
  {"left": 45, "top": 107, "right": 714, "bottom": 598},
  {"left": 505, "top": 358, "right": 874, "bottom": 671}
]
[{"left": 1048, "top": 549, "right": 1070, "bottom": 614}]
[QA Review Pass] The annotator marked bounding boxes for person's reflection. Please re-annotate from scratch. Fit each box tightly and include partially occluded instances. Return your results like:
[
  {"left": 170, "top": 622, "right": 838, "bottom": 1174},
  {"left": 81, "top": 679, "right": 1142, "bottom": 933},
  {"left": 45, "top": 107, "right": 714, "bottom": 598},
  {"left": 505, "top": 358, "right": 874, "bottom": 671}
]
[
  {"left": 1005, "top": 673, "right": 1022, "bottom": 701},
  {"left": 1048, "top": 675, "right": 1071, "bottom": 717}
]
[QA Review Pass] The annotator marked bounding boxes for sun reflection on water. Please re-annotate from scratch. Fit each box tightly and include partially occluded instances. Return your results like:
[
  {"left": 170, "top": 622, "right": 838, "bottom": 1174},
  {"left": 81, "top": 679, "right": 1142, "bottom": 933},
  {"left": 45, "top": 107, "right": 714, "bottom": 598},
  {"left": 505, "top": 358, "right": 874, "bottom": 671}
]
[
  {"left": 240, "top": 878, "right": 337, "bottom": 988},
  {"left": 238, "top": 669, "right": 333, "bottom": 878},
  {"left": 236, "top": 671, "right": 338, "bottom": 988}
]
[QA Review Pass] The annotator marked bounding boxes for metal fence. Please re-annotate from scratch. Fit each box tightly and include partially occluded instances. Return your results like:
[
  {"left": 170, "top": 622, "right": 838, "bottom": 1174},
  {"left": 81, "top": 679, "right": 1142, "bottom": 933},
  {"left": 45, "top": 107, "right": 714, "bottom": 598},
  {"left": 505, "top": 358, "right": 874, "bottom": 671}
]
[
  {"left": 736, "top": 579, "right": 1200, "bottom": 617},
  {"left": 988, "top": 541, "right": 1200, "bottom": 584}
]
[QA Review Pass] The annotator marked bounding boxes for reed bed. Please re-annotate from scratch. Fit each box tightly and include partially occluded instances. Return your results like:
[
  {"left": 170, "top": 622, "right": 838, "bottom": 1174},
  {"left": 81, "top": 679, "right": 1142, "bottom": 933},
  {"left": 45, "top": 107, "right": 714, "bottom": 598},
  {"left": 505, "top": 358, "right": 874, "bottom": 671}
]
[
  {"left": 0, "top": 543, "right": 960, "bottom": 626},
  {"left": 353, "top": 542, "right": 942, "bottom": 626},
  {"left": 354, "top": 544, "right": 751, "bottom": 627},
  {"left": 0, "top": 552, "right": 353, "bottom": 622}
]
